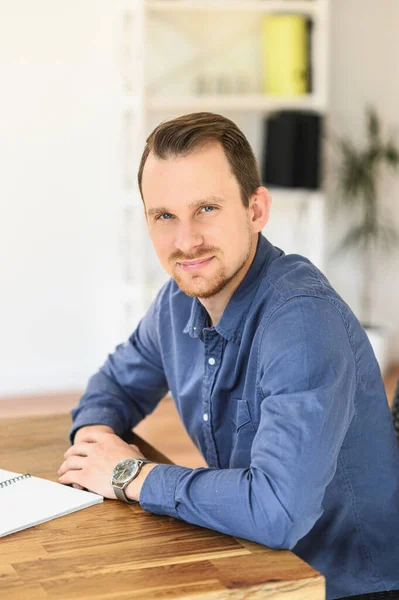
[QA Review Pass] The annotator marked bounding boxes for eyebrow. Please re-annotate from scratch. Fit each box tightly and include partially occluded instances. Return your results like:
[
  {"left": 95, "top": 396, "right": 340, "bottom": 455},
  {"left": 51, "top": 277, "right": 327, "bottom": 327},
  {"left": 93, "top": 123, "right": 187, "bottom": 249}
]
[{"left": 146, "top": 195, "right": 225, "bottom": 218}]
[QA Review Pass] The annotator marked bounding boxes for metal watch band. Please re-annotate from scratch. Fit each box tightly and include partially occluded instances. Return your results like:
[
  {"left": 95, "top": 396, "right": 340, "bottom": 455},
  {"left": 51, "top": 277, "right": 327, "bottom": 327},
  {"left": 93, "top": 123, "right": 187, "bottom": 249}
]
[
  {"left": 114, "top": 486, "right": 136, "bottom": 504},
  {"left": 113, "top": 459, "right": 153, "bottom": 504}
]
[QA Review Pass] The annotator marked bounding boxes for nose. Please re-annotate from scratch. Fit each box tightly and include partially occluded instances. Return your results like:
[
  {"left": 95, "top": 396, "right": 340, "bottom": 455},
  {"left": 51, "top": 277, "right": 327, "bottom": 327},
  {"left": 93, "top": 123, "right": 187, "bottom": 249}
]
[{"left": 174, "top": 220, "right": 204, "bottom": 255}]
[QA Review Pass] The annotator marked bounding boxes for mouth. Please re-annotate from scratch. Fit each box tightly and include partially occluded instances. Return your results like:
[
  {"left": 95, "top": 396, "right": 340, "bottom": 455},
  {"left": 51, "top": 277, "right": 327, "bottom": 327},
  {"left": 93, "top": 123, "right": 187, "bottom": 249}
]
[{"left": 178, "top": 256, "right": 214, "bottom": 271}]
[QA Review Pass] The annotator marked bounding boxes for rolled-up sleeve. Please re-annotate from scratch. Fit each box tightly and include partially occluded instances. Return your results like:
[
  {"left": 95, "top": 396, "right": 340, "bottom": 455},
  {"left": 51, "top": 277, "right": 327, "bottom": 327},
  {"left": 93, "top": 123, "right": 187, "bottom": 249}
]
[
  {"left": 70, "top": 286, "right": 170, "bottom": 443},
  {"left": 140, "top": 296, "right": 357, "bottom": 549}
]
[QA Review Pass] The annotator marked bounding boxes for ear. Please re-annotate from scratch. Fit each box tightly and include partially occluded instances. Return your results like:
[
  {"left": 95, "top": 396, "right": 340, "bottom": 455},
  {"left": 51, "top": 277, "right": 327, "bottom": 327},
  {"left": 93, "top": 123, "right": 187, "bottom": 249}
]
[{"left": 249, "top": 187, "right": 272, "bottom": 233}]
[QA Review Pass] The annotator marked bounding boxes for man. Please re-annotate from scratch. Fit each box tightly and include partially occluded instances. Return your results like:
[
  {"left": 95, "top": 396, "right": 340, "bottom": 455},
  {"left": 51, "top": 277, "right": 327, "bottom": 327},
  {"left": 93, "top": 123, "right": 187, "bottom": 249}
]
[{"left": 58, "top": 112, "right": 399, "bottom": 600}]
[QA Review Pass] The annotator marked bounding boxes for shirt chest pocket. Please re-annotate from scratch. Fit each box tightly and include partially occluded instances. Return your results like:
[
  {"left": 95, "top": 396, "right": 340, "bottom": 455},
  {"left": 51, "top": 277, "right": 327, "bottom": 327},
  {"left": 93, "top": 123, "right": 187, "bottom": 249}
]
[{"left": 230, "top": 399, "right": 256, "bottom": 469}]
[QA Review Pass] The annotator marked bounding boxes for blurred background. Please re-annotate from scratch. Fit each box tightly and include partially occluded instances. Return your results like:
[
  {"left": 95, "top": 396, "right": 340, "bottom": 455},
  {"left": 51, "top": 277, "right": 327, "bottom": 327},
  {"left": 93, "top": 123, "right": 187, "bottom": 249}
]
[{"left": 1, "top": 0, "right": 399, "bottom": 419}]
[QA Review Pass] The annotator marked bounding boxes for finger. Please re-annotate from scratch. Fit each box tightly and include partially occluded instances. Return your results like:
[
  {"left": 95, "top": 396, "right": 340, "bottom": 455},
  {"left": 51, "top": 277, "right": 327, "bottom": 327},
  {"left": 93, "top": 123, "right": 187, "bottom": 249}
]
[
  {"left": 64, "top": 442, "right": 92, "bottom": 459},
  {"left": 58, "top": 470, "right": 85, "bottom": 488},
  {"left": 72, "top": 484, "right": 85, "bottom": 490},
  {"left": 58, "top": 456, "right": 85, "bottom": 476}
]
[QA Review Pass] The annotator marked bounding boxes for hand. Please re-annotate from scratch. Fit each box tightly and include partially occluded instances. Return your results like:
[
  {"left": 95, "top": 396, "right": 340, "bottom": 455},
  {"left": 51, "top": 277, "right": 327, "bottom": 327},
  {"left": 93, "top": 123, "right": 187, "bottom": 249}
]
[
  {"left": 58, "top": 430, "right": 148, "bottom": 499},
  {"left": 69, "top": 425, "right": 116, "bottom": 490},
  {"left": 74, "top": 424, "right": 114, "bottom": 444}
]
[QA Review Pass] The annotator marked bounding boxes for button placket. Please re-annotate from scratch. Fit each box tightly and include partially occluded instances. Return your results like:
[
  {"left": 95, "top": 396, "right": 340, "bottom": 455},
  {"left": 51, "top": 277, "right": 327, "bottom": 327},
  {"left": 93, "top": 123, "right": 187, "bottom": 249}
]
[{"left": 201, "top": 329, "right": 223, "bottom": 467}]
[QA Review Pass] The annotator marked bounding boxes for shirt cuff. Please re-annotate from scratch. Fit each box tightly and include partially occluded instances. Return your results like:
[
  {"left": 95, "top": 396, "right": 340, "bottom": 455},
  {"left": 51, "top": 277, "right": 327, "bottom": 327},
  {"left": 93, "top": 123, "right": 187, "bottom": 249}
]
[{"left": 139, "top": 463, "right": 192, "bottom": 519}]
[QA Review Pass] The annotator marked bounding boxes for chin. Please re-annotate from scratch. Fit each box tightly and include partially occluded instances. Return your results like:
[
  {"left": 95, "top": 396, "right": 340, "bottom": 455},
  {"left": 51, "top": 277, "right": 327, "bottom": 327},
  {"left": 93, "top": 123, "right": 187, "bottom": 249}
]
[{"left": 174, "top": 274, "right": 230, "bottom": 299}]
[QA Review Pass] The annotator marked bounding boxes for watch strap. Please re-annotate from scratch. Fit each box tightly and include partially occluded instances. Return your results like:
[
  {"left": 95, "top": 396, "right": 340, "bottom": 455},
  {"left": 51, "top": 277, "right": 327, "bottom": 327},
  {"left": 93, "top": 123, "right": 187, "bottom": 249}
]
[
  {"left": 114, "top": 485, "right": 136, "bottom": 504},
  {"left": 113, "top": 458, "right": 153, "bottom": 504}
]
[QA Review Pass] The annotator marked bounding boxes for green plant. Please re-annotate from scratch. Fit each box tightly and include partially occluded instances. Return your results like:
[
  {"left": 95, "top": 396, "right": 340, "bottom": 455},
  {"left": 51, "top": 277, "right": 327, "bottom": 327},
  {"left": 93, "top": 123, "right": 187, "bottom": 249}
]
[{"left": 330, "top": 106, "right": 399, "bottom": 327}]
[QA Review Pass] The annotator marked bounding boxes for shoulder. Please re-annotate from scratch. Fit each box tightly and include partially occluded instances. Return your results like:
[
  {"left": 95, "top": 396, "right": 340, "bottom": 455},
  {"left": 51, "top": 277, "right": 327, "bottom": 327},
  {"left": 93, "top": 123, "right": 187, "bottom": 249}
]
[
  {"left": 251, "top": 251, "right": 355, "bottom": 344},
  {"left": 262, "top": 252, "right": 329, "bottom": 301},
  {"left": 253, "top": 250, "right": 349, "bottom": 318},
  {"left": 253, "top": 258, "right": 358, "bottom": 386}
]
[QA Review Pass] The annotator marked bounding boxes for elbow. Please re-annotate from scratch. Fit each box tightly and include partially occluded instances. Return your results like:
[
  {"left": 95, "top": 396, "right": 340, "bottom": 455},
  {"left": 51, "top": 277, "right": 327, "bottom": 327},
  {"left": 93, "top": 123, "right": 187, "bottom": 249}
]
[
  {"left": 263, "top": 524, "right": 297, "bottom": 551},
  {"left": 250, "top": 470, "right": 317, "bottom": 550},
  {"left": 261, "top": 513, "right": 321, "bottom": 550},
  {"left": 280, "top": 524, "right": 304, "bottom": 550},
  {"left": 254, "top": 519, "right": 305, "bottom": 551},
  {"left": 246, "top": 503, "right": 295, "bottom": 550}
]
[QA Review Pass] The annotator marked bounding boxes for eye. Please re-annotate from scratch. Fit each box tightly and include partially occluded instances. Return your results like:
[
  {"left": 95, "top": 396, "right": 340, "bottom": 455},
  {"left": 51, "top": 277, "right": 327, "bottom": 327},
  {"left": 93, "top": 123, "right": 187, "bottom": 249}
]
[{"left": 154, "top": 206, "right": 217, "bottom": 221}]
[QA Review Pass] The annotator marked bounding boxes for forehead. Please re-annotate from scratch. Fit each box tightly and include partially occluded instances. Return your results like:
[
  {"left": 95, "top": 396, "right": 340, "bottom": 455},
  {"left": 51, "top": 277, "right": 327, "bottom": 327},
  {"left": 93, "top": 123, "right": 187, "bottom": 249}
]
[{"left": 141, "top": 142, "right": 241, "bottom": 209}]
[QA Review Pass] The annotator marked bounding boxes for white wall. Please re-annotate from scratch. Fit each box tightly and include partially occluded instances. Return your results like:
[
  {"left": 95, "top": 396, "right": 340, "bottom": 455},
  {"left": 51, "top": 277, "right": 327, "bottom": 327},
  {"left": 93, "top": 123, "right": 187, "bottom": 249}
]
[
  {"left": 1, "top": 1, "right": 399, "bottom": 397},
  {"left": 326, "top": 0, "right": 399, "bottom": 360},
  {"left": 0, "top": 1, "right": 125, "bottom": 394}
]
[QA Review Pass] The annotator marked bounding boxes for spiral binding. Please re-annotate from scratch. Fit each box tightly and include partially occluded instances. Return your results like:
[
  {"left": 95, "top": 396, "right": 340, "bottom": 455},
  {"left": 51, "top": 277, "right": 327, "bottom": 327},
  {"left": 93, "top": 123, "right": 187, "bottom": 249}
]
[{"left": 0, "top": 473, "right": 31, "bottom": 488}]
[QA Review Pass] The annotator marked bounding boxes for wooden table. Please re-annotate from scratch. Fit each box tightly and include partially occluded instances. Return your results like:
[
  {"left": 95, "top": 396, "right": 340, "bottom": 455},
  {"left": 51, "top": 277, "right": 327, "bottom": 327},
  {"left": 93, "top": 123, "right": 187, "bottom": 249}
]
[{"left": 0, "top": 414, "right": 325, "bottom": 599}]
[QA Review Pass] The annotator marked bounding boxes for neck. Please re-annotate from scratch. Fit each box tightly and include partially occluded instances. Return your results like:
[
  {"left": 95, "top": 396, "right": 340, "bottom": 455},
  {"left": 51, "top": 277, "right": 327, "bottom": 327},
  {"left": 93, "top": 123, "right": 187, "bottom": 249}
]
[{"left": 199, "top": 234, "right": 258, "bottom": 327}]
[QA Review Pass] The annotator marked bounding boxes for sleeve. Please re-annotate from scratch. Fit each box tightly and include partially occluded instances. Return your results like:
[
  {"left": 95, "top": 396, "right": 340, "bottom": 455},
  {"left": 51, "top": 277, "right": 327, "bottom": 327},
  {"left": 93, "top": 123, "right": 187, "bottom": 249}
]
[
  {"left": 69, "top": 285, "right": 170, "bottom": 444},
  {"left": 139, "top": 296, "right": 357, "bottom": 550}
]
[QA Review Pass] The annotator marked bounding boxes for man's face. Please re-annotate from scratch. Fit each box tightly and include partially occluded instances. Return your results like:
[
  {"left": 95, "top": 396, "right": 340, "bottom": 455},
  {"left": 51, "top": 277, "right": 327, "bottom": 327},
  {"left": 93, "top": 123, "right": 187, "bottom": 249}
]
[{"left": 142, "top": 142, "right": 255, "bottom": 299}]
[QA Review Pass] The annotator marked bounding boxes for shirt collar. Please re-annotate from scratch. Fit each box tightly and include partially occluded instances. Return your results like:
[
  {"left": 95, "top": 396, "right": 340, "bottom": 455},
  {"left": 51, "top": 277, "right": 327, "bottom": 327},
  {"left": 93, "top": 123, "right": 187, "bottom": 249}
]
[{"left": 183, "top": 233, "right": 281, "bottom": 344}]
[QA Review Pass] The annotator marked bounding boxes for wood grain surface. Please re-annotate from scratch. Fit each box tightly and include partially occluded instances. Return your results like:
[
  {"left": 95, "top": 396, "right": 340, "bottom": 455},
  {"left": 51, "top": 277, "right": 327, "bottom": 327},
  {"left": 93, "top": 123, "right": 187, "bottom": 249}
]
[{"left": 0, "top": 413, "right": 325, "bottom": 599}]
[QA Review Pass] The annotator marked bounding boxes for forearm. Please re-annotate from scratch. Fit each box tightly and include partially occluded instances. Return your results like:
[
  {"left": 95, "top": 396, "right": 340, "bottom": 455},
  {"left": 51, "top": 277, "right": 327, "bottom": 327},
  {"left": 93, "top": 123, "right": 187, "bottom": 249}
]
[
  {"left": 70, "top": 340, "right": 169, "bottom": 445},
  {"left": 138, "top": 464, "right": 298, "bottom": 550},
  {"left": 70, "top": 371, "right": 152, "bottom": 444}
]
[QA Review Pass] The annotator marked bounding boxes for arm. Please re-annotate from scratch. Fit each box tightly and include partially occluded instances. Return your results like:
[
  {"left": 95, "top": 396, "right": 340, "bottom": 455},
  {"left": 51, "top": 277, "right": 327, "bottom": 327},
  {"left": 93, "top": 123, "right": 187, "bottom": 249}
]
[
  {"left": 70, "top": 286, "right": 169, "bottom": 444},
  {"left": 137, "top": 296, "right": 357, "bottom": 549}
]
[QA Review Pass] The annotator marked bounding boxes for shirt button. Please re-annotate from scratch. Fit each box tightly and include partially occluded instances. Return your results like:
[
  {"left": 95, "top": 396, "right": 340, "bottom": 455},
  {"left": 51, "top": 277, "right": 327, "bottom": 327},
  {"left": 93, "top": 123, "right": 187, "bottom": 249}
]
[
  {"left": 202, "top": 413, "right": 209, "bottom": 422},
  {"left": 208, "top": 357, "right": 216, "bottom": 365}
]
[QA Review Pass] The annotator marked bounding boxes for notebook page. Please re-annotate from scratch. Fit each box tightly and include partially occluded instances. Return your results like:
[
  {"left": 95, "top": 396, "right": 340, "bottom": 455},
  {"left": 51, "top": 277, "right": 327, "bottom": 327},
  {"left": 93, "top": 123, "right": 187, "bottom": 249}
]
[{"left": 0, "top": 469, "right": 103, "bottom": 537}]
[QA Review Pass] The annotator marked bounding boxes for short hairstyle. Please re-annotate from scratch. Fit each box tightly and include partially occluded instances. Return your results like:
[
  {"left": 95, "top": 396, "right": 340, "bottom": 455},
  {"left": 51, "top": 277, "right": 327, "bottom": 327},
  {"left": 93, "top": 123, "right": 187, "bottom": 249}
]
[{"left": 137, "top": 112, "right": 261, "bottom": 208}]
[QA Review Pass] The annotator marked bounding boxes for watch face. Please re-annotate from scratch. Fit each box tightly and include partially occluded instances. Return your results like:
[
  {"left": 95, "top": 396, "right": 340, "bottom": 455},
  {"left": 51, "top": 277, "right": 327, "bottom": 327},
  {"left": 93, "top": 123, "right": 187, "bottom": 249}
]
[{"left": 112, "top": 459, "right": 139, "bottom": 484}]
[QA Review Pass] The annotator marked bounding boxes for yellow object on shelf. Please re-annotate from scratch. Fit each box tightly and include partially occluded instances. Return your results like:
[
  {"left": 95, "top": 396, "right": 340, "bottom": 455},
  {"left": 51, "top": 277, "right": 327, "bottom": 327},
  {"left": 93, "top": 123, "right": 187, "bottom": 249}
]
[{"left": 261, "top": 14, "right": 309, "bottom": 96}]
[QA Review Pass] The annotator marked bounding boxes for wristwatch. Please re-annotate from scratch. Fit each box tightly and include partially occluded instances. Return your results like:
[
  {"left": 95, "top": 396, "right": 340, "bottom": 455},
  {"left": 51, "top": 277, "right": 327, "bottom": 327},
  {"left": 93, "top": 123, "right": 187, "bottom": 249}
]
[{"left": 111, "top": 457, "right": 153, "bottom": 504}]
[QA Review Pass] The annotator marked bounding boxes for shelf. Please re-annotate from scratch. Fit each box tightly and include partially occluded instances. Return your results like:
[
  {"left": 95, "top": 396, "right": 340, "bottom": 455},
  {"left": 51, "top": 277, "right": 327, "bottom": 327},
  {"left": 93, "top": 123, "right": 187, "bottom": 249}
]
[
  {"left": 116, "top": 93, "right": 325, "bottom": 113},
  {"left": 117, "top": 0, "right": 330, "bottom": 326},
  {"left": 148, "top": 93, "right": 325, "bottom": 112},
  {"left": 147, "top": 0, "right": 319, "bottom": 15}
]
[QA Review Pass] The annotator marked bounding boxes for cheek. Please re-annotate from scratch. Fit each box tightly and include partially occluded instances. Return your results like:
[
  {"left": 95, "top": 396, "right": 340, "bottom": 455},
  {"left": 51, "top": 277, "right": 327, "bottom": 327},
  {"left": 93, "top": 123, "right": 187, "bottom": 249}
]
[
  {"left": 149, "top": 230, "right": 173, "bottom": 262},
  {"left": 224, "top": 223, "right": 252, "bottom": 261},
  {"left": 213, "top": 219, "right": 248, "bottom": 250}
]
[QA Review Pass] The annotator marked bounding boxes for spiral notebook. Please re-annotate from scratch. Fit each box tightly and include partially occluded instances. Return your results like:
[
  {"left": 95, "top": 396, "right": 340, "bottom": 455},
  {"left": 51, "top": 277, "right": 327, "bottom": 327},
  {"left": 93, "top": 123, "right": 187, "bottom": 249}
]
[{"left": 0, "top": 468, "right": 103, "bottom": 538}]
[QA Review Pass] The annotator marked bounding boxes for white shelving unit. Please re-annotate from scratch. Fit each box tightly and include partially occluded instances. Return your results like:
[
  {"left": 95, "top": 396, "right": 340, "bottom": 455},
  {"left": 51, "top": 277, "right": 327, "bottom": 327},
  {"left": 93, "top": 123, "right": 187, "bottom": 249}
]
[
  {"left": 148, "top": 94, "right": 325, "bottom": 111},
  {"left": 147, "top": 1, "right": 318, "bottom": 14},
  {"left": 116, "top": 0, "right": 330, "bottom": 334}
]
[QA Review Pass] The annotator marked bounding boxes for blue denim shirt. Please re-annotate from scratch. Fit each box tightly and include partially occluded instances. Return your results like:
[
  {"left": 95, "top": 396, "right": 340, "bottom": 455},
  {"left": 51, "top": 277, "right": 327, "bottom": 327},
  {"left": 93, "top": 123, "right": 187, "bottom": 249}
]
[{"left": 71, "top": 233, "right": 399, "bottom": 600}]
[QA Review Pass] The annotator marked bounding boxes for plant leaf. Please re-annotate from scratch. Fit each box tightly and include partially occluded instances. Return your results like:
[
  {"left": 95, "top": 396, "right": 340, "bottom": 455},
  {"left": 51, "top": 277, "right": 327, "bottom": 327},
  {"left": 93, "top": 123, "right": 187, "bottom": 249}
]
[
  {"left": 385, "top": 141, "right": 399, "bottom": 167},
  {"left": 331, "top": 224, "right": 370, "bottom": 257},
  {"left": 329, "top": 107, "right": 399, "bottom": 257},
  {"left": 377, "top": 220, "right": 399, "bottom": 251},
  {"left": 367, "top": 106, "right": 380, "bottom": 143}
]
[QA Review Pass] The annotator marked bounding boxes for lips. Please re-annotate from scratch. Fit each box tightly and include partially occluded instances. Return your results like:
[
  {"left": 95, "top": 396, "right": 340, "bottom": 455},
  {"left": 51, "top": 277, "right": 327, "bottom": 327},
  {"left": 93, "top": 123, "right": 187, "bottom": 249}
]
[{"left": 178, "top": 257, "right": 214, "bottom": 271}]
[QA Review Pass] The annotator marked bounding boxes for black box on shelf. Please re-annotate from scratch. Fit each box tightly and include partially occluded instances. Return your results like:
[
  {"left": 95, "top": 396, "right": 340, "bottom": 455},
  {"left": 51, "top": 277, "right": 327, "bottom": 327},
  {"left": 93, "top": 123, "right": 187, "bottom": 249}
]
[{"left": 261, "top": 110, "right": 323, "bottom": 190}]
